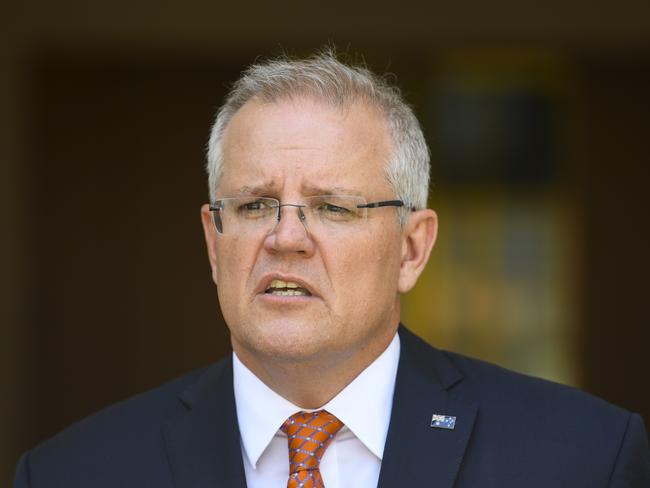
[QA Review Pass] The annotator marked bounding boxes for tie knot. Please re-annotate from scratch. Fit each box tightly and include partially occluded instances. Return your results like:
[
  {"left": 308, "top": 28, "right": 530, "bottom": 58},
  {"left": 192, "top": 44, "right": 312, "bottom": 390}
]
[{"left": 281, "top": 410, "right": 344, "bottom": 476}]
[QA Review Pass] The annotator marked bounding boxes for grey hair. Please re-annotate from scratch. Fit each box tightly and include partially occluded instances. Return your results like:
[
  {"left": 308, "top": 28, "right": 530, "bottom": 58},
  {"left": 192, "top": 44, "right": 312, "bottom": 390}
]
[{"left": 206, "top": 49, "right": 430, "bottom": 224}]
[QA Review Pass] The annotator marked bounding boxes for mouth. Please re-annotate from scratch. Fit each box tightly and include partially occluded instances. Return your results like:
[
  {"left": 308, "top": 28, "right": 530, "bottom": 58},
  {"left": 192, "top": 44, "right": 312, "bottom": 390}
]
[{"left": 263, "top": 279, "right": 313, "bottom": 297}]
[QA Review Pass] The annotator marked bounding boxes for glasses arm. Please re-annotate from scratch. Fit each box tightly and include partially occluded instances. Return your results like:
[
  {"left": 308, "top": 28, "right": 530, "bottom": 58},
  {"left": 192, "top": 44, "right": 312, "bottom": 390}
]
[{"left": 357, "top": 200, "right": 416, "bottom": 211}]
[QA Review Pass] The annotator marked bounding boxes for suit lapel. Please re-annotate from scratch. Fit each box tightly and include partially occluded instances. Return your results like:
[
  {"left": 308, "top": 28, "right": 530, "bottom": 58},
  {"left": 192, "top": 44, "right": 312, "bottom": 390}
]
[
  {"left": 162, "top": 357, "right": 247, "bottom": 488},
  {"left": 378, "top": 327, "right": 478, "bottom": 488}
]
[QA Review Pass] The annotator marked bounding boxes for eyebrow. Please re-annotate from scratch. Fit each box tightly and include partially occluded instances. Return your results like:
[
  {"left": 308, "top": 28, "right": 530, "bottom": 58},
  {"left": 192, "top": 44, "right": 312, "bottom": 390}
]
[
  {"left": 233, "top": 183, "right": 360, "bottom": 197},
  {"left": 234, "top": 184, "right": 278, "bottom": 196},
  {"left": 301, "top": 184, "right": 360, "bottom": 196}
]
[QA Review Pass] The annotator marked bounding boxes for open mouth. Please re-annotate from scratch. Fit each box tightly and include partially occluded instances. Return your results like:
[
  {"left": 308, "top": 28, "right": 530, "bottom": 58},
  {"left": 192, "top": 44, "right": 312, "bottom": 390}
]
[{"left": 264, "top": 279, "right": 312, "bottom": 297}]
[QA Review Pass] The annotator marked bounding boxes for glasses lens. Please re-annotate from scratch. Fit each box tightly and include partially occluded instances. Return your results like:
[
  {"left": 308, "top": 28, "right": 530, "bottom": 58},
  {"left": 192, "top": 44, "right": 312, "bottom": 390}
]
[
  {"left": 213, "top": 197, "right": 278, "bottom": 235},
  {"left": 211, "top": 202, "right": 225, "bottom": 233},
  {"left": 306, "top": 195, "right": 367, "bottom": 224},
  {"left": 212, "top": 196, "right": 370, "bottom": 235}
]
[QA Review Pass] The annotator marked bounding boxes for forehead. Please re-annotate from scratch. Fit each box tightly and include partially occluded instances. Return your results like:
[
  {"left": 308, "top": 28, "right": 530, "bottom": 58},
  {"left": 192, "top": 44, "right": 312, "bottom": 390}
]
[{"left": 218, "top": 97, "right": 394, "bottom": 195}]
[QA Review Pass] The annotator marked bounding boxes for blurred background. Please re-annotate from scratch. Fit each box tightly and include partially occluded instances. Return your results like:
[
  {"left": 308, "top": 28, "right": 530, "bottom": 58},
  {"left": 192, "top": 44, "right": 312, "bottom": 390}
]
[{"left": 2, "top": 1, "right": 650, "bottom": 485}]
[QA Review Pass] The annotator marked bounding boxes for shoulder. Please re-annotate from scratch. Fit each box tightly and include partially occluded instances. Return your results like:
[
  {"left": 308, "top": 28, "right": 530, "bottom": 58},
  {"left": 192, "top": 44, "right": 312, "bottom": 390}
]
[
  {"left": 398, "top": 326, "right": 650, "bottom": 485},
  {"left": 447, "top": 347, "right": 624, "bottom": 416},
  {"left": 399, "top": 324, "right": 629, "bottom": 420},
  {"left": 32, "top": 365, "right": 207, "bottom": 450},
  {"left": 16, "top": 358, "right": 230, "bottom": 487}
]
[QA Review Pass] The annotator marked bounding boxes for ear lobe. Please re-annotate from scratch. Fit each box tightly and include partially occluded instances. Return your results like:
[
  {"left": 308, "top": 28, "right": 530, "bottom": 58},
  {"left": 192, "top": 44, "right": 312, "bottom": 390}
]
[
  {"left": 398, "top": 209, "right": 438, "bottom": 293},
  {"left": 200, "top": 203, "right": 220, "bottom": 285}
]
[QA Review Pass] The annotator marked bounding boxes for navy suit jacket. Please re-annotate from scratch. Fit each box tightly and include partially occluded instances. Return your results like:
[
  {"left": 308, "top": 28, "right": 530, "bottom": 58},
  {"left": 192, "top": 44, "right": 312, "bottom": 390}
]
[{"left": 15, "top": 326, "right": 650, "bottom": 487}]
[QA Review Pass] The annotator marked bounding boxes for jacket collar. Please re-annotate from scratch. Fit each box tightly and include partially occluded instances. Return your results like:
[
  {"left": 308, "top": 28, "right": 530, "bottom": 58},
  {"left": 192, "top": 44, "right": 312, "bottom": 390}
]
[
  {"left": 162, "top": 325, "right": 477, "bottom": 488},
  {"left": 162, "top": 357, "right": 247, "bottom": 488},
  {"left": 377, "top": 325, "right": 478, "bottom": 488}
]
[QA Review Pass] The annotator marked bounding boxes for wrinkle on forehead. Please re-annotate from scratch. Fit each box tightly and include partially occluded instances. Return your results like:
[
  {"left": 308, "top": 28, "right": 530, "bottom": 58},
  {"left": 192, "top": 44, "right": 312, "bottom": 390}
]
[
  {"left": 233, "top": 182, "right": 363, "bottom": 198},
  {"left": 218, "top": 97, "right": 394, "bottom": 198},
  {"left": 223, "top": 97, "right": 390, "bottom": 156}
]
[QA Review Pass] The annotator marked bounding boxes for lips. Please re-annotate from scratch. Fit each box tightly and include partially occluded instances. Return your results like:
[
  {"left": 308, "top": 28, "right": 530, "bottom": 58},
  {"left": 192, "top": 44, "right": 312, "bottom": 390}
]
[
  {"left": 257, "top": 275, "right": 316, "bottom": 297},
  {"left": 265, "top": 279, "right": 311, "bottom": 296}
]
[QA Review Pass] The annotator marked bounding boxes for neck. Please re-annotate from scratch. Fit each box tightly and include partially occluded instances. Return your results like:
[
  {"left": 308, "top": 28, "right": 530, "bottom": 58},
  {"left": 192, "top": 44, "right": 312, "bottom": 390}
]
[{"left": 232, "top": 326, "right": 398, "bottom": 409}]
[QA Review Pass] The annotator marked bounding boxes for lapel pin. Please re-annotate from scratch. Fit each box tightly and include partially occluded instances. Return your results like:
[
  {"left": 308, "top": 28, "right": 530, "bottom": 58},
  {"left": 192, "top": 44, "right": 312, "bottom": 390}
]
[{"left": 431, "top": 414, "right": 456, "bottom": 430}]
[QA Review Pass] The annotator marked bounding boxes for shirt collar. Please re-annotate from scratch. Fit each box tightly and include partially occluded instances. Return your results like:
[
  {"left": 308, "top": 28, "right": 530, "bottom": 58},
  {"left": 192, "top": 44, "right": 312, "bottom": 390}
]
[{"left": 232, "top": 332, "right": 400, "bottom": 468}]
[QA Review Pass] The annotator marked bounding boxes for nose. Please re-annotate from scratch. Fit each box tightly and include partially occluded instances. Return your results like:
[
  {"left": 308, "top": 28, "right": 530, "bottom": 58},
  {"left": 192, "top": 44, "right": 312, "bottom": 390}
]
[{"left": 263, "top": 204, "right": 316, "bottom": 256}]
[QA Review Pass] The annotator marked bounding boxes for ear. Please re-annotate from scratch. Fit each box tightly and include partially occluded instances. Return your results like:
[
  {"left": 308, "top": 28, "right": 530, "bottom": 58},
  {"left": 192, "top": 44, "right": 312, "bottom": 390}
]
[
  {"left": 398, "top": 209, "right": 438, "bottom": 293},
  {"left": 200, "top": 203, "right": 220, "bottom": 286}
]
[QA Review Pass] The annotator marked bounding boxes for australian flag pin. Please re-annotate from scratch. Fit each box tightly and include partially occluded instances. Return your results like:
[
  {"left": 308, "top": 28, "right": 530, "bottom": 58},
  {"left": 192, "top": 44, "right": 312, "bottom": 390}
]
[{"left": 431, "top": 414, "right": 456, "bottom": 430}]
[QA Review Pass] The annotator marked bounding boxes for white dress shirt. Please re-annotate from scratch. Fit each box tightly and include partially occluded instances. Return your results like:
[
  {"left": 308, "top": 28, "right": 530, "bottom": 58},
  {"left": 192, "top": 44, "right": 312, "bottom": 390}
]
[{"left": 232, "top": 333, "right": 400, "bottom": 488}]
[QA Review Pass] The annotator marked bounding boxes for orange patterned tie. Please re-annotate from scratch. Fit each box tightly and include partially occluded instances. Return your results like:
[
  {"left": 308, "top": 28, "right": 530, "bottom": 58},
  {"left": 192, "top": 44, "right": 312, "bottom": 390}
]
[{"left": 281, "top": 410, "right": 344, "bottom": 488}]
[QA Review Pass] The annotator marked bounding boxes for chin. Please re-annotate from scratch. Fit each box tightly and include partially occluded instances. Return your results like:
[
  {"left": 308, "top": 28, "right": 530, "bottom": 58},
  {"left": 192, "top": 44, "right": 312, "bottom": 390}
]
[{"left": 237, "top": 319, "right": 336, "bottom": 363}]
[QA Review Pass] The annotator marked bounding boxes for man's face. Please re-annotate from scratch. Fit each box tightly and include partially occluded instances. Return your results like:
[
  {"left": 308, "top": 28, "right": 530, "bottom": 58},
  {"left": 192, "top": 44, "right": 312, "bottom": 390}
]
[{"left": 201, "top": 97, "right": 409, "bottom": 371}]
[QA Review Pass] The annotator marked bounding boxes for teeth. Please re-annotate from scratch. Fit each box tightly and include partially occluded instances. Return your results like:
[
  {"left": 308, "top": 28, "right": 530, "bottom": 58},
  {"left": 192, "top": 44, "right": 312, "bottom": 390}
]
[
  {"left": 269, "top": 279, "right": 299, "bottom": 289},
  {"left": 269, "top": 289, "right": 308, "bottom": 296},
  {"left": 265, "top": 279, "right": 310, "bottom": 296}
]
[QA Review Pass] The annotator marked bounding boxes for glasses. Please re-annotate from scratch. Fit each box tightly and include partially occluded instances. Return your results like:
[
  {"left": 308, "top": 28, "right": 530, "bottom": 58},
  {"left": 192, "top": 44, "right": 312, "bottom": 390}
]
[{"left": 208, "top": 195, "right": 410, "bottom": 236}]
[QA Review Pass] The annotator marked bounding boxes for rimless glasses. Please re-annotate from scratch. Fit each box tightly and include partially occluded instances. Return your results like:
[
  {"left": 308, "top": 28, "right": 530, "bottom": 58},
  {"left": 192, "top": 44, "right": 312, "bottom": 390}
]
[{"left": 208, "top": 195, "right": 413, "bottom": 236}]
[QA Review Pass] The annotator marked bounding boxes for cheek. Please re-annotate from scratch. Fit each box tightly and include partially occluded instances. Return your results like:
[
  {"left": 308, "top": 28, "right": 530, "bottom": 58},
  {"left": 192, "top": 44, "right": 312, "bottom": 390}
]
[
  {"left": 214, "top": 244, "right": 255, "bottom": 330},
  {"left": 328, "top": 233, "right": 401, "bottom": 308},
  {"left": 214, "top": 238, "right": 256, "bottom": 293}
]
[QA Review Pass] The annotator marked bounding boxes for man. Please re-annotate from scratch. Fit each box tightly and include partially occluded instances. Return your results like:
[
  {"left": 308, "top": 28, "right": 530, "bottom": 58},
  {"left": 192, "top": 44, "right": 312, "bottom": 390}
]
[{"left": 15, "top": 51, "right": 650, "bottom": 487}]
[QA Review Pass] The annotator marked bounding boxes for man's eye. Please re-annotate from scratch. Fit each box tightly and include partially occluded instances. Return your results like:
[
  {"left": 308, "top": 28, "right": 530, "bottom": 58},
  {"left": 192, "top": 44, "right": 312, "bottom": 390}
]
[
  {"left": 322, "top": 203, "right": 350, "bottom": 214},
  {"left": 240, "top": 201, "right": 269, "bottom": 212},
  {"left": 317, "top": 202, "right": 360, "bottom": 222}
]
